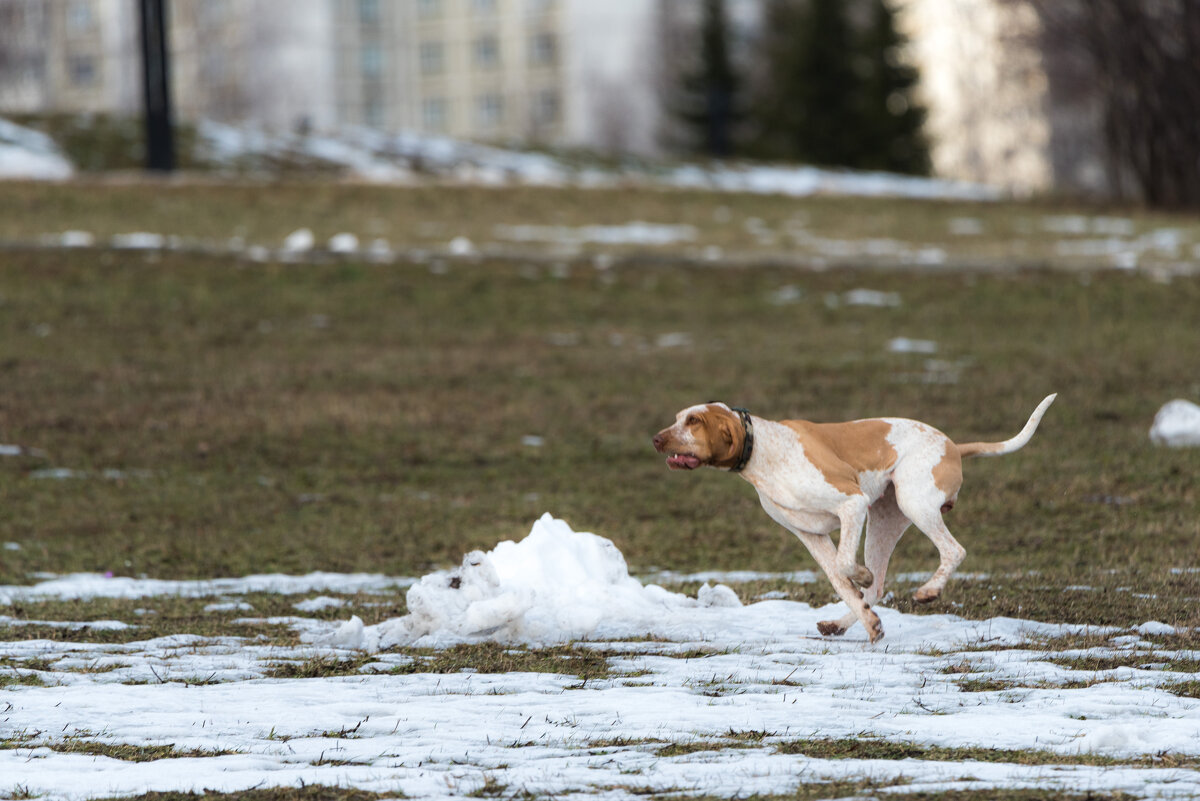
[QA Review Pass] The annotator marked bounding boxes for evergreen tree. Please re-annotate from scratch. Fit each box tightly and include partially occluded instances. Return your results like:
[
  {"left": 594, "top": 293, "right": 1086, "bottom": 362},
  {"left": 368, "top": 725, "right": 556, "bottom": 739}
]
[
  {"left": 857, "top": 0, "right": 930, "bottom": 174},
  {"left": 753, "top": 0, "right": 866, "bottom": 165},
  {"left": 670, "top": 0, "right": 742, "bottom": 158},
  {"left": 749, "top": 0, "right": 930, "bottom": 173}
]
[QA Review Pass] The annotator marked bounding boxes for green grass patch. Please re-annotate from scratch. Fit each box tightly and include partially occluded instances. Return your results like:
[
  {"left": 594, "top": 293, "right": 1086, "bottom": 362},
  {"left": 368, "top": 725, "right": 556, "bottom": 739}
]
[
  {"left": 680, "top": 779, "right": 911, "bottom": 801},
  {"left": 1049, "top": 654, "right": 1200, "bottom": 673},
  {"left": 0, "top": 184, "right": 1196, "bottom": 639},
  {"left": 0, "top": 671, "right": 45, "bottom": 688},
  {"left": 0, "top": 593, "right": 405, "bottom": 646},
  {"left": 1163, "top": 680, "right": 1200, "bottom": 699},
  {"left": 263, "top": 642, "right": 623, "bottom": 681},
  {"left": 772, "top": 737, "right": 1200, "bottom": 768}
]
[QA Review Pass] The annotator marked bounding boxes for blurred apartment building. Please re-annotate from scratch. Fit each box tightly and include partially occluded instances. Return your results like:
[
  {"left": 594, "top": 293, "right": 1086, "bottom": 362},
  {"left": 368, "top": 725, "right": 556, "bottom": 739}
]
[
  {"left": 0, "top": 0, "right": 662, "bottom": 153},
  {"left": 0, "top": 0, "right": 1108, "bottom": 195}
]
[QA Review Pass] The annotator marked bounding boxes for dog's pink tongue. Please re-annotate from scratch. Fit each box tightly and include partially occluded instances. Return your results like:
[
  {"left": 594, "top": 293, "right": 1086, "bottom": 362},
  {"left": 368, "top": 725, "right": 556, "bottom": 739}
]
[{"left": 668, "top": 454, "right": 701, "bottom": 470}]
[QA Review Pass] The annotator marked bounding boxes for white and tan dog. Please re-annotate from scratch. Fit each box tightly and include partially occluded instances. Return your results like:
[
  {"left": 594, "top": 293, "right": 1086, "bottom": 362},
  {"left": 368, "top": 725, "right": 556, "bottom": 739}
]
[{"left": 653, "top": 395, "right": 1056, "bottom": 642}]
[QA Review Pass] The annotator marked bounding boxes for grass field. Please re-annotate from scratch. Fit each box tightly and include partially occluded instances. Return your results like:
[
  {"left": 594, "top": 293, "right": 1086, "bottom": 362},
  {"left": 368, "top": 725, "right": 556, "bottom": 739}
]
[{"left": 1, "top": 180, "right": 1199, "bottom": 800}]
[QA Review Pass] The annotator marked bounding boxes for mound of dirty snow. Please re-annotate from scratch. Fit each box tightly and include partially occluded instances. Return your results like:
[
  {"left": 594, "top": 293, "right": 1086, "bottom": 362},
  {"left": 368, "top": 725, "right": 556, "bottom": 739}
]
[
  {"left": 322, "top": 513, "right": 740, "bottom": 651},
  {"left": 0, "top": 118, "right": 73, "bottom": 180},
  {"left": 1150, "top": 399, "right": 1200, "bottom": 447}
]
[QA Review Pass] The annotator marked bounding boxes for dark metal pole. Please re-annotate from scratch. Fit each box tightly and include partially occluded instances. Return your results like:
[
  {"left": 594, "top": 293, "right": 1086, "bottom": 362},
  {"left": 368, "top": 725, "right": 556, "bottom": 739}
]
[{"left": 138, "top": 0, "right": 175, "bottom": 172}]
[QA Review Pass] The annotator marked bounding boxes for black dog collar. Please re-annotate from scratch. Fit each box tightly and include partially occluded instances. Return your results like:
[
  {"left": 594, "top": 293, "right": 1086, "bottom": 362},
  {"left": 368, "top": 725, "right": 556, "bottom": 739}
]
[{"left": 729, "top": 406, "right": 755, "bottom": 472}]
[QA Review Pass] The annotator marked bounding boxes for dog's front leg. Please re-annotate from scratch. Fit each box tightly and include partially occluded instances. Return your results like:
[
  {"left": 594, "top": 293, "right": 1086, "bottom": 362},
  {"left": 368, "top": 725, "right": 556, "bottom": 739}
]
[
  {"left": 834, "top": 495, "right": 874, "bottom": 589},
  {"left": 790, "top": 528, "right": 884, "bottom": 643}
]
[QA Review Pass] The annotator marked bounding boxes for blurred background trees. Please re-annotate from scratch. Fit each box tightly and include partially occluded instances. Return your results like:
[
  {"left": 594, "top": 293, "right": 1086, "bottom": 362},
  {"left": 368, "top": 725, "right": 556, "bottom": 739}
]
[
  {"left": 1033, "top": 0, "right": 1200, "bottom": 208},
  {"left": 665, "top": 0, "right": 929, "bottom": 174}
]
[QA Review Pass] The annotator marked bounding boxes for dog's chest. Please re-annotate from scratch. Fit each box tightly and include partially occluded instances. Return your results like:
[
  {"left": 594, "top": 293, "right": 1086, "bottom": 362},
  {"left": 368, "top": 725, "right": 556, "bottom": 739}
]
[{"left": 757, "top": 492, "right": 840, "bottom": 535}]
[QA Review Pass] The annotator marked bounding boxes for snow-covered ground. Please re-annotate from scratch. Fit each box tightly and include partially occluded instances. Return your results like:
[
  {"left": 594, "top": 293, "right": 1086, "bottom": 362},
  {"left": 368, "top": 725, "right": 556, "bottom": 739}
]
[
  {"left": 0, "top": 118, "right": 73, "bottom": 180},
  {"left": 3, "top": 516, "right": 1198, "bottom": 800},
  {"left": 2, "top": 115, "right": 996, "bottom": 201}
]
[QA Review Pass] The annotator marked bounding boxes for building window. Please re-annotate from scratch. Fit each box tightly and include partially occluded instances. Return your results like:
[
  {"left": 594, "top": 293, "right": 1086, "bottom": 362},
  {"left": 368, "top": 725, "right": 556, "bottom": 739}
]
[
  {"left": 532, "top": 88, "right": 559, "bottom": 125},
  {"left": 476, "top": 93, "right": 504, "bottom": 129},
  {"left": 417, "top": 0, "right": 440, "bottom": 19},
  {"left": 529, "top": 32, "right": 556, "bottom": 66},
  {"left": 419, "top": 40, "right": 444, "bottom": 75},
  {"left": 357, "top": 0, "right": 380, "bottom": 25},
  {"left": 67, "top": 54, "right": 96, "bottom": 86},
  {"left": 422, "top": 97, "right": 448, "bottom": 132},
  {"left": 526, "top": 0, "right": 553, "bottom": 17},
  {"left": 473, "top": 34, "right": 500, "bottom": 69},
  {"left": 361, "top": 43, "right": 383, "bottom": 78},
  {"left": 472, "top": 0, "right": 497, "bottom": 15}
]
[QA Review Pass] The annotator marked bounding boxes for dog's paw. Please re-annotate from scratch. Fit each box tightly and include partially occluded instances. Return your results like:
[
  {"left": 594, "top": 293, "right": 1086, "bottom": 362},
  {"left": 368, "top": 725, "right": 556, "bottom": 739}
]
[
  {"left": 865, "top": 612, "right": 884, "bottom": 643},
  {"left": 912, "top": 586, "right": 941, "bottom": 604},
  {"left": 849, "top": 565, "right": 874, "bottom": 589},
  {"left": 817, "top": 620, "right": 847, "bottom": 637}
]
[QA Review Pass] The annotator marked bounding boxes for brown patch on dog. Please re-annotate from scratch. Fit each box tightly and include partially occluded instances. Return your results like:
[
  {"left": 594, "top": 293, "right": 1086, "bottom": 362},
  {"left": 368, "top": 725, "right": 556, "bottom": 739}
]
[
  {"left": 817, "top": 620, "right": 847, "bottom": 636},
  {"left": 932, "top": 443, "right": 963, "bottom": 500},
  {"left": 781, "top": 419, "right": 898, "bottom": 496}
]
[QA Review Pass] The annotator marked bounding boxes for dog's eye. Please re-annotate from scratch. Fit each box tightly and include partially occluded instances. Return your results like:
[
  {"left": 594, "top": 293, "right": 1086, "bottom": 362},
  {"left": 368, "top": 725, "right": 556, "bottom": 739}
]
[{"left": 685, "top": 415, "right": 699, "bottom": 426}]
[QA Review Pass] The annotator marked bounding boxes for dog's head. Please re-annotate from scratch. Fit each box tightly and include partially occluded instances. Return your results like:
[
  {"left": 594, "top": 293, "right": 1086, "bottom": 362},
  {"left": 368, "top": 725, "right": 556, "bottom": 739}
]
[{"left": 652, "top": 403, "right": 745, "bottom": 471}]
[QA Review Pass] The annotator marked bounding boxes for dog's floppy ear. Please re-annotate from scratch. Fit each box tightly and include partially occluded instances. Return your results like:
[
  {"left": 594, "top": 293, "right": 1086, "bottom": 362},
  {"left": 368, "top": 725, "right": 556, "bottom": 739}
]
[{"left": 708, "top": 408, "right": 741, "bottom": 466}]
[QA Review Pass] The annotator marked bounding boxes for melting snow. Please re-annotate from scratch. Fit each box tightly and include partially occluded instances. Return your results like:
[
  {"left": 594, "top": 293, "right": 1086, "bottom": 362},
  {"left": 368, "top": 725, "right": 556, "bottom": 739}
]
[
  {"left": 0, "top": 118, "right": 73, "bottom": 180},
  {"left": 887, "top": 337, "right": 938, "bottom": 354},
  {"left": 1150, "top": 399, "right": 1200, "bottom": 447},
  {"left": 2, "top": 515, "right": 1200, "bottom": 800}
]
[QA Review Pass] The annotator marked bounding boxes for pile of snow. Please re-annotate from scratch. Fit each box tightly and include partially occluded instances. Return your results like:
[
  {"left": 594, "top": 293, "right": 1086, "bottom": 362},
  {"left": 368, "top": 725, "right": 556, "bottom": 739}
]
[
  {"left": 1150, "top": 399, "right": 1200, "bottom": 447},
  {"left": 193, "top": 119, "right": 1001, "bottom": 201},
  {"left": 666, "top": 163, "right": 1001, "bottom": 201},
  {"left": 323, "top": 513, "right": 740, "bottom": 651},
  {"left": 0, "top": 118, "right": 73, "bottom": 180},
  {"left": 494, "top": 222, "right": 698, "bottom": 246}
]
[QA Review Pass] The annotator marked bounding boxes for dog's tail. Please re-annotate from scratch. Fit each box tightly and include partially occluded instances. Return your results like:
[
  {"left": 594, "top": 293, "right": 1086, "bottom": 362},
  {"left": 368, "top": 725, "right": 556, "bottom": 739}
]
[{"left": 957, "top": 393, "right": 1057, "bottom": 458}]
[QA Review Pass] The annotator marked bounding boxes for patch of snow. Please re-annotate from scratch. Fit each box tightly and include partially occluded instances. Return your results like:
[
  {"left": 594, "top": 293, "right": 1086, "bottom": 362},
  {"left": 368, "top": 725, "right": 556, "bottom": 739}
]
[
  {"left": 1042, "top": 215, "right": 1090, "bottom": 235},
  {"left": 293, "top": 596, "right": 348, "bottom": 612},
  {"left": 29, "top": 468, "right": 83, "bottom": 480},
  {"left": 1149, "top": 399, "right": 1200, "bottom": 447},
  {"left": 887, "top": 337, "right": 938, "bottom": 354},
  {"left": 203, "top": 601, "right": 254, "bottom": 613},
  {"left": 3, "top": 542, "right": 19, "bottom": 551},
  {"left": 447, "top": 235, "right": 475, "bottom": 256},
  {"left": 111, "top": 232, "right": 165, "bottom": 250},
  {"left": 841, "top": 288, "right": 902, "bottom": 308},
  {"left": 655, "top": 332, "right": 693, "bottom": 348},
  {"left": 667, "top": 163, "right": 1001, "bottom": 201},
  {"left": 766, "top": 285, "right": 803, "bottom": 305},
  {"left": 0, "top": 117, "right": 74, "bottom": 180},
  {"left": 282, "top": 228, "right": 315, "bottom": 253},
  {"left": 0, "top": 572, "right": 412, "bottom": 604},
  {"left": 521, "top": 435, "right": 545, "bottom": 448},
  {"left": 4, "top": 518, "right": 1200, "bottom": 800},
  {"left": 58, "top": 230, "right": 95, "bottom": 248},
  {"left": 495, "top": 222, "right": 698, "bottom": 246},
  {"left": 1134, "top": 621, "right": 1176, "bottom": 637},
  {"left": 327, "top": 232, "right": 359, "bottom": 253},
  {"left": 0, "top": 444, "right": 21, "bottom": 456}
]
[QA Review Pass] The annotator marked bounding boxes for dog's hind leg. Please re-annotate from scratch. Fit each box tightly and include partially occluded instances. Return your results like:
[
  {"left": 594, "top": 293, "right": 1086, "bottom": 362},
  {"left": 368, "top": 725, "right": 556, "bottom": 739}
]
[{"left": 895, "top": 491, "right": 965, "bottom": 604}]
